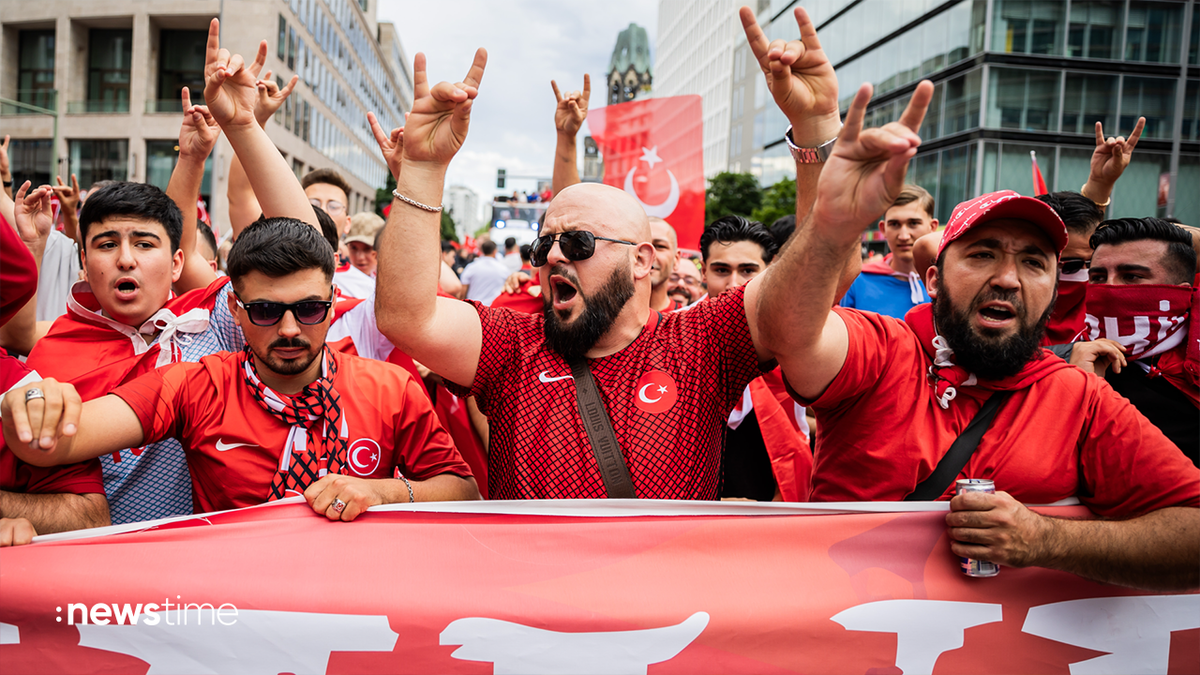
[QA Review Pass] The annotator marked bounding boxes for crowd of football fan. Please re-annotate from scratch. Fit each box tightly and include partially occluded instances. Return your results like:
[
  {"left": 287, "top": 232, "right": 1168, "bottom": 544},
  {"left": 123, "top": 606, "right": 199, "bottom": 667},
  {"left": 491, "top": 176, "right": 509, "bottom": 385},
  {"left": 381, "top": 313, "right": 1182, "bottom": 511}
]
[{"left": 0, "top": 8, "right": 1196, "bottom": 592}]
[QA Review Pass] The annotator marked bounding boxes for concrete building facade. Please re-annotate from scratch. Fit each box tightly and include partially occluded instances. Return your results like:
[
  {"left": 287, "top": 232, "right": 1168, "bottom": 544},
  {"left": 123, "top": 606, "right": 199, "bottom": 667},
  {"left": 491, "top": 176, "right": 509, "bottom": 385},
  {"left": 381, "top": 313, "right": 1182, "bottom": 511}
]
[
  {"left": 444, "top": 184, "right": 479, "bottom": 241},
  {"left": 732, "top": 0, "right": 1199, "bottom": 226},
  {"left": 654, "top": 0, "right": 741, "bottom": 177},
  {"left": 0, "top": 0, "right": 411, "bottom": 235}
]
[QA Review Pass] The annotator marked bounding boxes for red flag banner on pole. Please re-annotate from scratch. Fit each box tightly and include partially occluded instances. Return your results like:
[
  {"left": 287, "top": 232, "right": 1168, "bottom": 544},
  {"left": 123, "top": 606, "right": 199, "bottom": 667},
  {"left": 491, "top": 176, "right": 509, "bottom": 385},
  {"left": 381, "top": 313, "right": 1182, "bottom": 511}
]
[
  {"left": 2, "top": 500, "right": 1196, "bottom": 674},
  {"left": 1030, "top": 150, "right": 1048, "bottom": 196},
  {"left": 588, "top": 95, "right": 705, "bottom": 250}
]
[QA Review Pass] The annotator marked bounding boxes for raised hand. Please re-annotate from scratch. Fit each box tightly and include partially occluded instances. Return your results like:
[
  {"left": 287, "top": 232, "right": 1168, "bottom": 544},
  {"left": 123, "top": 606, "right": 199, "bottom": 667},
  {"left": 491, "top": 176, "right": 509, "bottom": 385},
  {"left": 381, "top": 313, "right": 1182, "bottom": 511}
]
[
  {"left": 551, "top": 74, "right": 590, "bottom": 138},
  {"left": 1085, "top": 117, "right": 1144, "bottom": 205},
  {"left": 202, "top": 18, "right": 268, "bottom": 131},
  {"left": 255, "top": 70, "right": 299, "bottom": 128},
  {"left": 12, "top": 181, "right": 55, "bottom": 251},
  {"left": 401, "top": 49, "right": 487, "bottom": 166},
  {"left": 740, "top": 6, "right": 840, "bottom": 145},
  {"left": 814, "top": 81, "right": 933, "bottom": 235},
  {"left": 368, "top": 111, "right": 405, "bottom": 181},
  {"left": 51, "top": 174, "right": 81, "bottom": 220},
  {"left": 179, "top": 86, "right": 221, "bottom": 160}
]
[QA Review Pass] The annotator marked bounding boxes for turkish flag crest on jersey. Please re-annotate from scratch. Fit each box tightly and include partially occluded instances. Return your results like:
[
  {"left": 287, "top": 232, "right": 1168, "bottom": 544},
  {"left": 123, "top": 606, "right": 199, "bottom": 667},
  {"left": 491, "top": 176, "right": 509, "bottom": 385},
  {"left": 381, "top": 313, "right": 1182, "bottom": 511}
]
[
  {"left": 634, "top": 369, "right": 678, "bottom": 414},
  {"left": 588, "top": 95, "right": 704, "bottom": 250}
]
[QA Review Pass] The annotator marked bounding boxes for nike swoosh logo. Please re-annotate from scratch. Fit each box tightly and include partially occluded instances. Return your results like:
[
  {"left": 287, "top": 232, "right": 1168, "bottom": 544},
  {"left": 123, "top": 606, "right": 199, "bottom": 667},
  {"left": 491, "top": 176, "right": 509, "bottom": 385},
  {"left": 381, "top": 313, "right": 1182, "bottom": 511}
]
[
  {"left": 538, "top": 371, "right": 574, "bottom": 383},
  {"left": 215, "top": 439, "right": 256, "bottom": 452}
]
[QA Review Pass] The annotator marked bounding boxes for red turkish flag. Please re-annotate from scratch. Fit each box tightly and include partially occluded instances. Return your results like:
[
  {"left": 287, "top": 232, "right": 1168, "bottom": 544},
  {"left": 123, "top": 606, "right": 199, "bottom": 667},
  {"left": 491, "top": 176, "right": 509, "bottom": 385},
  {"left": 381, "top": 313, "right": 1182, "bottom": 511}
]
[{"left": 588, "top": 95, "right": 704, "bottom": 250}]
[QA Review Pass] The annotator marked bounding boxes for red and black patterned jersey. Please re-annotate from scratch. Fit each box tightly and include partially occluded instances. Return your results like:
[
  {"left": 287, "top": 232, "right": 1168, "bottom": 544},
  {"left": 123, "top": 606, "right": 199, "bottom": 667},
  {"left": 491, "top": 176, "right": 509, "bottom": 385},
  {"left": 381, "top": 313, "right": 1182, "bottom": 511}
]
[{"left": 445, "top": 285, "right": 766, "bottom": 499}]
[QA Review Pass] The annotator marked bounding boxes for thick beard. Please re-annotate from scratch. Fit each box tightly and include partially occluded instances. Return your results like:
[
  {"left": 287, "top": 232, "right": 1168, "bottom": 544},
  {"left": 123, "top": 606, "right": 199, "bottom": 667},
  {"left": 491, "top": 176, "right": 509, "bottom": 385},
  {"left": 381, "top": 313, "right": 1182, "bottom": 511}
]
[
  {"left": 543, "top": 263, "right": 635, "bottom": 361},
  {"left": 254, "top": 337, "right": 322, "bottom": 376},
  {"left": 932, "top": 283, "right": 1053, "bottom": 380}
]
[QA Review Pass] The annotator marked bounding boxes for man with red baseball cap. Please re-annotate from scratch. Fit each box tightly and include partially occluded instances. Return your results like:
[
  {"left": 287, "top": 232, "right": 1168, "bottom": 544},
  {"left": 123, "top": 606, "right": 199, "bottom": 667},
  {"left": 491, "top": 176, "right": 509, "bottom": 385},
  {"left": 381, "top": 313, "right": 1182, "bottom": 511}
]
[{"left": 755, "top": 72, "right": 1198, "bottom": 589}]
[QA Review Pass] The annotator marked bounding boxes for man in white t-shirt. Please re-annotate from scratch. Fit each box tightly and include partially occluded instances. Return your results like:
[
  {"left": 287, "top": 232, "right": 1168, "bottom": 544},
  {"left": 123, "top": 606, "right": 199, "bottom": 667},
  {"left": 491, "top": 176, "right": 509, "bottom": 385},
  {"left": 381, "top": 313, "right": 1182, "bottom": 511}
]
[{"left": 460, "top": 240, "right": 511, "bottom": 305}]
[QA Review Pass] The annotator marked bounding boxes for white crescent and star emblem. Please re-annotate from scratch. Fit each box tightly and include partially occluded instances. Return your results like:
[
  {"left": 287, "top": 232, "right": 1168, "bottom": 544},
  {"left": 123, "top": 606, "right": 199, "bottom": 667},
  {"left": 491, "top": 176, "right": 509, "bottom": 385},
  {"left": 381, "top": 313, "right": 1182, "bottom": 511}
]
[
  {"left": 348, "top": 438, "right": 382, "bottom": 476},
  {"left": 624, "top": 146, "right": 679, "bottom": 219},
  {"left": 637, "top": 383, "right": 663, "bottom": 404}
]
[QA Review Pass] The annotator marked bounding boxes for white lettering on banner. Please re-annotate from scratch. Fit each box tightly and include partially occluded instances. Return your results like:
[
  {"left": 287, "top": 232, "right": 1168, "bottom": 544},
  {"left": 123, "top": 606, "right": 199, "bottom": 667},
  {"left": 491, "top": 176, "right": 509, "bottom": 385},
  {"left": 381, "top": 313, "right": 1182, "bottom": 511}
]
[
  {"left": 1103, "top": 315, "right": 1151, "bottom": 354},
  {"left": 831, "top": 600, "right": 1003, "bottom": 674},
  {"left": 1022, "top": 595, "right": 1200, "bottom": 675},
  {"left": 440, "top": 611, "right": 709, "bottom": 675},
  {"left": 76, "top": 609, "right": 397, "bottom": 675},
  {"left": 0, "top": 621, "right": 18, "bottom": 645}
]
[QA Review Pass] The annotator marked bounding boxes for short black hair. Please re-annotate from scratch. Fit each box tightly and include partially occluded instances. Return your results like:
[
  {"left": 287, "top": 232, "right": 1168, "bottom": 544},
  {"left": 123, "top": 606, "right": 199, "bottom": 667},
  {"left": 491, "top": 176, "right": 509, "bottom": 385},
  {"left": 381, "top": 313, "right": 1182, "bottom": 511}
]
[
  {"left": 519, "top": 243, "right": 531, "bottom": 262},
  {"left": 1035, "top": 192, "right": 1103, "bottom": 235},
  {"left": 227, "top": 217, "right": 336, "bottom": 289},
  {"left": 505, "top": 237, "right": 517, "bottom": 249},
  {"left": 441, "top": 240, "right": 456, "bottom": 254},
  {"left": 300, "top": 167, "right": 352, "bottom": 202},
  {"left": 700, "top": 215, "right": 777, "bottom": 263},
  {"left": 769, "top": 214, "right": 796, "bottom": 250},
  {"left": 480, "top": 240, "right": 497, "bottom": 256},
  {"left": 1091, "top": 217, "right": 1196, "bottom": 284},
  {"left": 255, "top": 206, "right": 339, "bottom": 254},
  {"left": 79, "top": 182, "right": 183, "bottom": 252},
  {"left": 197, "top": 222, "right": 218, "bottom": 261}
]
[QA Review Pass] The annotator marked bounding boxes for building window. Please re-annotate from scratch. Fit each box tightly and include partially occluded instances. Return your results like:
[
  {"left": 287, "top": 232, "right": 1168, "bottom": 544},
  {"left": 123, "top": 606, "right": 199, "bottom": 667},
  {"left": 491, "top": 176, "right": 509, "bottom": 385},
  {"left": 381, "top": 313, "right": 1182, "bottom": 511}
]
[
  {"left": 937, "top": 144, "right": 977, "bottom": 223},
  {"left": 157, "top": 30, "right": 207, "bottom": 112},
  {"left": 87, "top": 29, "right": 132, "bottom": 113},
  {"left": 1121, "top": 76, "right": 1176, "bottom": 139},
  {"left": 920, "top": 81, "right": 945, "bottom": 141},
  {"left": 1068, "top": 1, "right": 1122, "bottom": 59},
  {"left": 278, "top": 15, "right": 287, "bottom": 59},
  {"left": 1062, "top": 73, "right": 1118, "bottom": 135},
  {"left": 1183, "top": 80, "right": 1199, "bottom": 141},
  {"left": 943, "top": 69, "right": 982, "bottom": 135},
  {"left": 146, "top": 140, "right": 214, "bottom": 199},
  {"left": 69, "top": 139, "right": 128, "bottom": 186},
  {"left": 287, "top": 27, "right": 297, "bottom": 71},
  {"left": 358, "top": 0, "right": 368, "bottom": 10},
  {"left": 987, "top": 67, "right": 1061, "bottom": 131},
  {"left": 1110, "top": 150, "right": 1172, "bottom": 218},
  {"left": 1125, "top": 1, "right": 1184, "bottom": 63},
  {"left": 9, "top": 139, "right": 52, "bottom": 188},
  {"left": 992, "top": 0, "right": 1064, "bottom": 55},
  {"left": 18, "top": 30, "right": 55, "bottom": 110}
]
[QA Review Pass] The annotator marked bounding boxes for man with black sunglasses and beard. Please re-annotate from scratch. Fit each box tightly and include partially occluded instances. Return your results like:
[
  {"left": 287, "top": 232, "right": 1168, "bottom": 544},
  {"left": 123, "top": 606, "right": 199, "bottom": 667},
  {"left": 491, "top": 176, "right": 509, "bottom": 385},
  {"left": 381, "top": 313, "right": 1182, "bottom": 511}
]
[
  {"left": 3, "top": 219, "right": 479, "bottom": 520},
  {"left": 755, "top": 71, "right": 1198, "bottom": 587}
]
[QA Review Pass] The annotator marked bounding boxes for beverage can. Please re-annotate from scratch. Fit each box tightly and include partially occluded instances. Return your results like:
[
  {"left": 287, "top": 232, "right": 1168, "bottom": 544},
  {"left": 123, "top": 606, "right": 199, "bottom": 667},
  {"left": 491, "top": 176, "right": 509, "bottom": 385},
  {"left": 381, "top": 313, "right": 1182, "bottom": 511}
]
[{"left": 956, "top": 479, "right": 1000, "bottom": 577}]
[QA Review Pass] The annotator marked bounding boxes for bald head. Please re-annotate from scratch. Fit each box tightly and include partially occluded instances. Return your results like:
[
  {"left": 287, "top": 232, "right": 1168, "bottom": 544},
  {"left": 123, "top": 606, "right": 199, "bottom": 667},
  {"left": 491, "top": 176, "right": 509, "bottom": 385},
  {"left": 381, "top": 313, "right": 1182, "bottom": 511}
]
[
  {"left": 649, "top": 217, "right": 677, "bottom": 248},
  {"left": 547, "top": 183, "right": 651, "bottom": 242}
]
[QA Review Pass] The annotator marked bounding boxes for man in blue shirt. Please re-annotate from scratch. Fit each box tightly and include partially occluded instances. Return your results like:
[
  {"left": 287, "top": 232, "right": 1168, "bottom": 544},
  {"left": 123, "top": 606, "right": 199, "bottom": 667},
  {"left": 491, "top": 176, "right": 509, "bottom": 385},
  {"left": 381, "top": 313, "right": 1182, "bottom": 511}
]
[{"left": 840, "top": 185, "right": 936, "bottom": 318}]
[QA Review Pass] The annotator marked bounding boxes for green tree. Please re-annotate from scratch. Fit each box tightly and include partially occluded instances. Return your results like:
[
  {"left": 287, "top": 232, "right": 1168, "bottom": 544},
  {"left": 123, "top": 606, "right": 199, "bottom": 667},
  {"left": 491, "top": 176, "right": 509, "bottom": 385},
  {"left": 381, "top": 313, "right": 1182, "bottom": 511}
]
[
  {"left": 751, "top": 176, "right": 797, "bottom": 228},
  {"left": 374, "top": 173, "right": 396, "bottom": 218},
  {"left": 440, "top": 210, "right": 458, "bottom": 243},
  {"left": 705, "top": 172, "right": 761, "bottom": 225}
]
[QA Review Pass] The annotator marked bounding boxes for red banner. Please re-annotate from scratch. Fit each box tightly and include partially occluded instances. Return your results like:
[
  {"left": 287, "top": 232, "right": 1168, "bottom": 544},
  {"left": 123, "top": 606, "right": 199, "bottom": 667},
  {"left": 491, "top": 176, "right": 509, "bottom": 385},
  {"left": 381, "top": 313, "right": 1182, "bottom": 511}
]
[
  {"left": 588, "top": 95, "right": 705, "bottom": 250},
  {"left": 1, "top": 500, "right": 1196, "bottom": 674}
]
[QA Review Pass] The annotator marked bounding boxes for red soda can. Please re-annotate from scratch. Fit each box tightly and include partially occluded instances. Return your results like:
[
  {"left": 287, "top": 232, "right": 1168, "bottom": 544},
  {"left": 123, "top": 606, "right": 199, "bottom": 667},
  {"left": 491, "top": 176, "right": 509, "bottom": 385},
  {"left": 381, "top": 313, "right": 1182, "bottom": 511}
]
[{"left": 956, "top": 478, "right": 1000, "bottom": 577}]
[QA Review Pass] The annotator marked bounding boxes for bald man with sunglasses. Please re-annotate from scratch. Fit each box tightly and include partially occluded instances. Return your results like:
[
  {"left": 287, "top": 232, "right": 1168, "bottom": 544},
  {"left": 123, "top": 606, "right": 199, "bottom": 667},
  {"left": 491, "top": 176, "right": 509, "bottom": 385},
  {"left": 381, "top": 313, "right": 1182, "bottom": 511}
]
[{"left": 372, "top": 8, "right": 852, "bottom": 501}]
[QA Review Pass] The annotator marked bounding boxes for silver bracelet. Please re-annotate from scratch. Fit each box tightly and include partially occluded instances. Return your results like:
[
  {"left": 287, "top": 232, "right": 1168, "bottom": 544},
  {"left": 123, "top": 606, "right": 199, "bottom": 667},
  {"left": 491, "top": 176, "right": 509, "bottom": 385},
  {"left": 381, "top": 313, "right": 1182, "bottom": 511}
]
[
  {"left": 392, "top": 189, "right": 443, "bottom": 213},
  {"left": 397, "top": 472, "right": 415, "bottom": 503}
]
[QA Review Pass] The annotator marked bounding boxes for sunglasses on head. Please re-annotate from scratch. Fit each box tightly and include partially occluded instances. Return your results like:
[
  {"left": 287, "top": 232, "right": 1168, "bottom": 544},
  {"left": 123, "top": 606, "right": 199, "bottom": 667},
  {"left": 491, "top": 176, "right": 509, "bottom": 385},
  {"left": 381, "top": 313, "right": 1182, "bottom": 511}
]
[
  {"left": 235, "top": 288, "right": 334, "bottom": 327},
  {"left": 529, "top": 230, "right": 637, "bottom": 267},
  {"left": 1060, "top": 258, "right": 1090, "bottom": 275}
]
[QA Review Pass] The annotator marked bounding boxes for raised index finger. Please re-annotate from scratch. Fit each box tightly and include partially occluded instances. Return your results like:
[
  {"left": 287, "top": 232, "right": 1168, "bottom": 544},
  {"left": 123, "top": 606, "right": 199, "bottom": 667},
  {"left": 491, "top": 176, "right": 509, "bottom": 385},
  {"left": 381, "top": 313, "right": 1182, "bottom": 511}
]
[
  {"left": 897, "top": 80, "right": 934, "bottom": 132},
  {"left": 794, "top": 6, "right": 824, "bottom": 52},
  {"left": 412, "top": 52, "right": 428, "bottom": 100},
  {"left": 582, "top": 73, "right": 591, "bottom": 101},
  {"left": 551, "top": 80, "right": 563, "bottom": 103},
  {"left": 462, "top": 48, "right": 487, "bottom": 90},
  {"left": 1094, "top": 120, "right": 1104, "bottom": 146},
  {"left": 1126, "top": 116, "right": 1145, "bottom": 149},
  {"left": 205, "top": 18, "right": 221, "bottom": 70},
  {"left": 739, "top": 6, "right": 771, "bottom": 63}
]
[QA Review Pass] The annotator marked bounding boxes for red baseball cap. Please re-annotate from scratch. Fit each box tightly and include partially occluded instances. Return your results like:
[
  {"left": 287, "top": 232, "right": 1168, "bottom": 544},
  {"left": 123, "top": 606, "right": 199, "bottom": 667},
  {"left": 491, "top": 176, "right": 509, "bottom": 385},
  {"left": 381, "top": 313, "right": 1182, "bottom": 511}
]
[{"left": 937, "top": 190, "right": 1067, "bottom": 260}]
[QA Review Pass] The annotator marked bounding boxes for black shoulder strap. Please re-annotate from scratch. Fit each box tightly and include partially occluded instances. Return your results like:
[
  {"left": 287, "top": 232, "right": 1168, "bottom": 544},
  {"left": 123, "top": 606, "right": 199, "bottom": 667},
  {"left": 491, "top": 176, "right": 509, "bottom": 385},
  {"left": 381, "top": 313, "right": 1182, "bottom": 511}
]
[
  {"left": 905, "top": 391, "right": 1012, "bottom": 501},
  {"left": 568, "top": 357, "right": 637, "bottom": 499}
]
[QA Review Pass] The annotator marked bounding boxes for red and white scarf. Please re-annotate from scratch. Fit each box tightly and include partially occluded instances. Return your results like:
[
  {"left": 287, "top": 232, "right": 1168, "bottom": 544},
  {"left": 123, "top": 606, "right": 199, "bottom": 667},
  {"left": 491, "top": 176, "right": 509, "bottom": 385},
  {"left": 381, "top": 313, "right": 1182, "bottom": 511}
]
[{"left": 241, "top": 346, "right": 350, "bottom": 500}]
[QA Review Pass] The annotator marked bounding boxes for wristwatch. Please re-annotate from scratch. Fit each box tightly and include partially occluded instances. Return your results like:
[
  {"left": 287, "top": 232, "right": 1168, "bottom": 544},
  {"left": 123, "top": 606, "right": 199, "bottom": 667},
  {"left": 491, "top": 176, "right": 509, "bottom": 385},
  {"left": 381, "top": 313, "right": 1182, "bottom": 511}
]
[{"left": 785, "top": 125, "right": 838, "bottom": 164}]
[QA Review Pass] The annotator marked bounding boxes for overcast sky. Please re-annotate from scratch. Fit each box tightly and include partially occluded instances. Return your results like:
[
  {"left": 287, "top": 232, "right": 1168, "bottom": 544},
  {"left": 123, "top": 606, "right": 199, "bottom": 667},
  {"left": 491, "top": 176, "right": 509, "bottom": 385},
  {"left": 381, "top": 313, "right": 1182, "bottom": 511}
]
[{"left": 375, "top": 0, "right": 659, "bottom": 227}]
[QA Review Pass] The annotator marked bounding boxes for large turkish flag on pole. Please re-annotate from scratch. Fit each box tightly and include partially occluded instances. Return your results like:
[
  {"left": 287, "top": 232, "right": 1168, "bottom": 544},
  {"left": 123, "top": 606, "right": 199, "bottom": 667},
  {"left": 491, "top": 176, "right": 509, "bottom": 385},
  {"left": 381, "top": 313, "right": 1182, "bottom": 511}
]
[{"left": 588, "top": 95, "right": 705, "bottom": 250}]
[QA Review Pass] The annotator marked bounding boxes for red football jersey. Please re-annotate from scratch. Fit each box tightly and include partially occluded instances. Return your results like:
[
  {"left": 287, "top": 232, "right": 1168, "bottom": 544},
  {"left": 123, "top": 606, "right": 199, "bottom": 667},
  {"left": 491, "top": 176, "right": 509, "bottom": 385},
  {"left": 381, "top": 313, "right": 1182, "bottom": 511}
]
[
  {"left": 113, "top": 350, "right": 471, "bottom": 514},
  {"left": 446, "top": 285, "right": 765, "bottom": 500}
]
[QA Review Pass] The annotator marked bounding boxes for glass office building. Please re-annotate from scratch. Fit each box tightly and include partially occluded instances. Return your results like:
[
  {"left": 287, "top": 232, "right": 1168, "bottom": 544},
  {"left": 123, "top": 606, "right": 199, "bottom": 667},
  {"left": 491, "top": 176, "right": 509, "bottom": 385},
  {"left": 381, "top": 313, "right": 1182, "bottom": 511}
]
[{"left": 730, "top": 0, "right": 1198, "bottom": 225}]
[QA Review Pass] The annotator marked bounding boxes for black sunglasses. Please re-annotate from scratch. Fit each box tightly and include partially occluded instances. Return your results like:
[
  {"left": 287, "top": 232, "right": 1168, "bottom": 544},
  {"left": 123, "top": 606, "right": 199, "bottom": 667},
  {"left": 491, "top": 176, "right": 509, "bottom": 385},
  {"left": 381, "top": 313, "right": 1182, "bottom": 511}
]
[
  {"left": 1060, "top": 258, "right": 1090, "bottom": 276},
  {"left": 234, "top": 289, "right": 334, "bottom": 327},
  {"left": 529, "top": 230, "right": 637, "bottom": 267}
]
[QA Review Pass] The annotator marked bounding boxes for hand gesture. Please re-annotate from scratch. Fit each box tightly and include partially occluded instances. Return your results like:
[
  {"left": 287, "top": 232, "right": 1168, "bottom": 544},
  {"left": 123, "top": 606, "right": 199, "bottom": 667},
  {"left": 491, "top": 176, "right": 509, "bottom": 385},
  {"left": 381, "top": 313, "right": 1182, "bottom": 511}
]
[
  {"left": 178, "top": 86, "right": 221, "bottom": 160},
  {"left": 401, "top": 49, "right": 487, "bottom": 166},
  {"left": 1069, "top": 338, "right": 1127, "bottom": 378},
  {"left": 202, "top": 18, "right": 267, "bottom": 131},
  {"left": 1089, "top": 117, "right": 1144, "bottom": 191},
  {"left": 741, "top": 6, "right": 840, "bottom": 145},
  {"left": 304, "top": 474, "right": 382, "bottom": 522},
  {"left": 814, "top": 81, "right": 932, "bottom": 234},
  {"left": 0, "top": 518, "right": 37, "bottom": 547},
  {"left": 1, "top": 378, "right": 81, "bottom": 453},
  {"left": 12, "top": 181, "right": 55, "bottom": 249},
  {"left": 255, "top": 70, "right": 299, "bottom": 128},
  {"left": 51, "top": 174, "right": 82, "bottom": 218},
  {"left": 368, "top": 111, "right": 405, "bottom": 181},
  {"left": 551, "top": 74, "right": 590, "bottom": 138}
]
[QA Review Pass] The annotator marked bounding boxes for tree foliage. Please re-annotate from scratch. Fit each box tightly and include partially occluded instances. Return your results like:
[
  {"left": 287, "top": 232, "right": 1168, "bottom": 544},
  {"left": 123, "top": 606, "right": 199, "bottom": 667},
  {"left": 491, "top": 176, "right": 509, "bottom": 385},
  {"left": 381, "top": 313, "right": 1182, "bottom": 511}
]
[
  {"left": 705, "top": 172, "right": 761, "bottom": 225},
  {"left": 440, "top": 210, "right": 458, "bottom": 243},
  {"left": 752, "top": 176, "right": 797, "bottom": 229}
]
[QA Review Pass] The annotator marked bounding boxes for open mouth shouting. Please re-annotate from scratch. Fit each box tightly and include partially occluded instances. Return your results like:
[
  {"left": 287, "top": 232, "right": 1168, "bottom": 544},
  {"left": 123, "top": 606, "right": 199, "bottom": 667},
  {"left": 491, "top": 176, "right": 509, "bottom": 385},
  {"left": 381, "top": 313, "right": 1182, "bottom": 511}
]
[
  {"left": 550, "top": 274, "right": 579, "bottom": 313},
  {"left": 976, "top": 301, "right": 1017, "bottom": 330},
  {"left": 113, "top": 277, "right": 141, "bottom": 302}
]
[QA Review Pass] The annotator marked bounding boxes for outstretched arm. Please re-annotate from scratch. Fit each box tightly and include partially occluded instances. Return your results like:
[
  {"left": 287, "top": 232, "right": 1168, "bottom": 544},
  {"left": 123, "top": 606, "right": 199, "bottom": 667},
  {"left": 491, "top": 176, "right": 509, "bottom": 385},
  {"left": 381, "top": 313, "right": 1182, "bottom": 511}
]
[
  {"left": 2, "top": 379, "right": 145, "bottom": 468},
  {"left": 751, "top": 78, "right": 932, "bottom": 401},
  {"left": 550, "top": 74, "right": 589, "bottom": 196},
  {"left": 228, "top": 71, "right": 300, "bottom": 240},
  {"left": 203, "top": 19, "right": 314, "bottom": 225},
  {"left": 168, "top": 87, "right": 222, "bottom": 293},
  {"left": 375, "top": 50, "right": 489, "bottom": 388},
  {"left": 0, "top": 491, "right": 109, "bottom": 538},
  {"left": 948, "top": 491, "right": 1198, "bottom": 591},
  {"left": 1082, "top": 117, "right": 1144, "bottom": 209}
]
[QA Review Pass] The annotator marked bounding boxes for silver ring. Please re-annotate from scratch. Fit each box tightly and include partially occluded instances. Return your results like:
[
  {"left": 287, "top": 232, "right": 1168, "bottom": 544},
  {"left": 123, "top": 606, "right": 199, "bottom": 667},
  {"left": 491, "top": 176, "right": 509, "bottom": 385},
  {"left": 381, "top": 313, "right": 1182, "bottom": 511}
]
[
  {"left": 24, "top": 388, "right": 44, "bottom": 402},
  {"left": 332, "top": 498, "right": 346, "bottom": 513}
]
